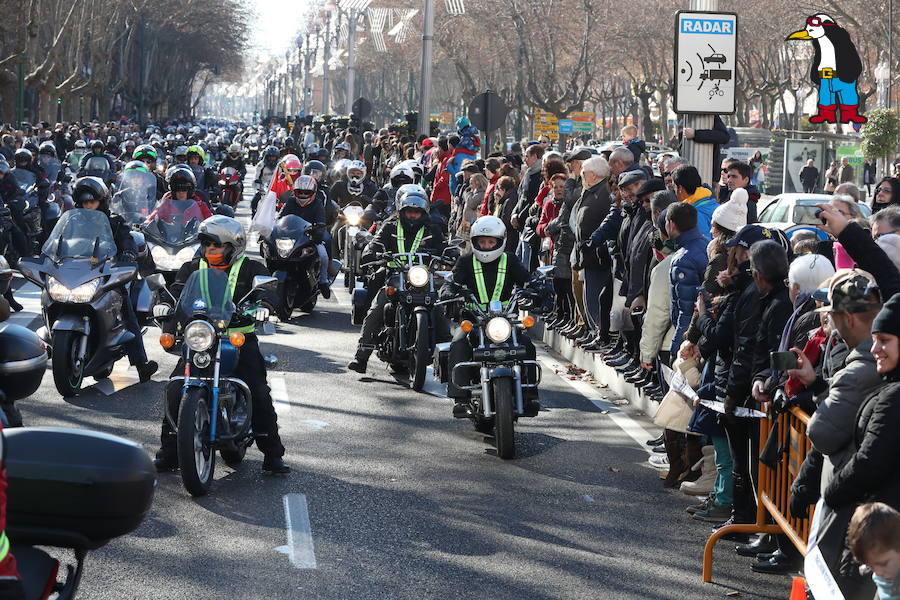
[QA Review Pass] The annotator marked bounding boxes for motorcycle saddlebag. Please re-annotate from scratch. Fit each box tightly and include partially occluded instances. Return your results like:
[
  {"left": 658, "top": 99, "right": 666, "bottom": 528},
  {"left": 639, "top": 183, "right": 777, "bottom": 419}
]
[
  {"left": 5, "top": 427, "right": 156, "bottom": 550},
  {"left": 433, "top": 342, "right": 451, "bottom": 384},
  {"left": 0, "top": 324, "right": 47, "bottom": 401}
]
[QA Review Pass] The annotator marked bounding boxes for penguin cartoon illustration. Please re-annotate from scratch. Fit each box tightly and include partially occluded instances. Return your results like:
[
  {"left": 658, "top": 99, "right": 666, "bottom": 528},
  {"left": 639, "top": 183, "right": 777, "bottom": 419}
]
[{"left": 786, "top": 13, "right": 866, "bottom": 125}]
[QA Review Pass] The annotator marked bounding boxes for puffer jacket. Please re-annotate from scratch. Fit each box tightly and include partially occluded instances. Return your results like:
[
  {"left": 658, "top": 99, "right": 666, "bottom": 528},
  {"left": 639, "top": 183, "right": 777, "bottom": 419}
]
[
  {"left": 697, "top": 270, "right": 745, "bottom": 404},
  {"left": 639, "top": 249, "right": 675, "bottom": 364},
  {"left": 722, "top": 268, "right": 762, "bottom": 412},
  {"left": 808, "top": 337, "right": 882, "bottom": 491},
  {"left": 624, "top": 209, "right": 654, "bottom": 306},
  {"left": 571, "top": 180, "right": 612, "bottom": 271},
  {"left": 825, "top": 377, "right": 900, "bottom": 510},
  {"left": 669, "top": 227, "right": 710, "bottom": 354}
]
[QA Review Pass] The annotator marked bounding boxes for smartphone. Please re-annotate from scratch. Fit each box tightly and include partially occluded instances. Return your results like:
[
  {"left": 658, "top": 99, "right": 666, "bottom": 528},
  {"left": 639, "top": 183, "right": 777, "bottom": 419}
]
[
  {"left": 814, "top": 208, "right": 827, "bottom": 225},
  {"left": 770, "top": 350, "right": 798, "bottom": 371},
  {"left": 630, "top": 306, "right": 646, "bottom": 316}
]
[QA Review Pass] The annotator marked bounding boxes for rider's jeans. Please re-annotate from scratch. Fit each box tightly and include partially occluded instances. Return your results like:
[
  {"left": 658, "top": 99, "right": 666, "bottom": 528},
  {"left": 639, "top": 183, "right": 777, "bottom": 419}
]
[
  {"left": 315, "top": 243, "right": 329, "bottom": 284},
  {"left": 122, "top": 288, "right": 147, "bottom": 365}
]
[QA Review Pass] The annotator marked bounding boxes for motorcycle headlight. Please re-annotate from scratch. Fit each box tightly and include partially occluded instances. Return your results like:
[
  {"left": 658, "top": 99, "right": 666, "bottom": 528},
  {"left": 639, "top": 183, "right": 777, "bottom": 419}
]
[
  {"left": 152, "top": 244, "right": 197, "bottom": 270},
  {"left": 407, "top": 265, "right": 430, "bottom": 288},
  {"left": 184, "top": 320, "right": 215, "bottom": 352},
  {"left": 485, "top": 317, "right": 512, "bottom": 344},
  {"left": 276, "top": 238, "right": 294, "bottom": 258},
  {"left": 345, "top": 212, "right": 361, "bottom": 226},
  {"left": 48, "top": 277, "right": 100, "bottom": 303}
]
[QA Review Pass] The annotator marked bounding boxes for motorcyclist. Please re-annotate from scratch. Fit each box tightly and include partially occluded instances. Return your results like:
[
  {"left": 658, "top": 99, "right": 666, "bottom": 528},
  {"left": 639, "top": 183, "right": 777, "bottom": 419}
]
[
  {"left": 332, "top": 141, "right": 353, "bottom": 162},
  {"left": 0, "top": 162, "right": 28, "bottom": 311},
  {"left": 280, "top": 136, "right": 297, "bottom": 158},
  {"left": 152, "top": 215, "right": 290, "bottom": 474},
  {"left": 220, "top": 143, "right": 247, "bottom": 178},
  {"left": 441, "top": 215, "right": 540, "bottom": 418},
  {"left": 11, "top": 149, "right": 50, "bottom": 205},
  {"left": 347, "top": 186, "right": 447, "bottom": 373},
  {"left": 171, "top": 145, "right": 189, "bottom": 166},
  {"left": 278, "top": 175, "right": 332, "bottom": 299},
  {"left": 73, "top": 177, "right": 158, "bottom": 382},
  {"left": 329, "top": 160, "right": 377, "bottom": 208},
  {"left": 185, "top": 145, "right": 218, "bottom": 203},
  {"left": 133, "top": 144, "right": 167, "bottom": 199},
  {"left": 119, "top": 139, "right": 136, "bottom": 162},
  {"left": 65, "top": 139, "right": 88, "bottom": 172},
  {"left": 364, "top": 163, "right": 415, "bottom": 226},
  {"left": 251, "top": 146, "right": 280, "bottom": 216},
  {"left": 77, "top": 139, "right": 117, "bottom": 183},
  {"left": 146, "top": 166, "right": 213, "bottom": 223}
]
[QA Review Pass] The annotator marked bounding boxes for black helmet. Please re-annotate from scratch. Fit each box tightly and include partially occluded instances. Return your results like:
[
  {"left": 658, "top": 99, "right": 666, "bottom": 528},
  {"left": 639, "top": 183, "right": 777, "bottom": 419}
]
[
  {"left": 38, "top": 141, "right": 56, "bottom": 158},
  {"left": 13, "top": 149, "right": 32, "bottom": 166},
  {"left": 303, "top": 160, "right": 325, "bottom": 177},
  {"left": 73, "top": 176, "right": 110, "bottom": 211},
  {"left": 90, "top": 139, "right": 105, "bottom": 154},
  {"left": 284, "top": 136, "right": 295, "bottom": 147},
  {"left": 292, "top": 175, "right": 317, "bottom": 207},
  {"left": 166, "top": 166, "right": 196, "bottom": 196},
  {"left": 397, "top": 191, "right": 430, "bottom": 230},
  {"left": 264, "top": 146, "right": 279, "bottom": 161}
]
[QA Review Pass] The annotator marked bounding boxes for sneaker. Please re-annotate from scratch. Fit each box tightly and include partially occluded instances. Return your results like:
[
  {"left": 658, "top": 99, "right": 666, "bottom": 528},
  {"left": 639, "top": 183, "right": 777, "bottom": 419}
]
[
  {"left": 646, "top": 433, "right": 664, "bottom": 447},
  {"left": 692, "top": 503, "right": 733, "bottom": 522},
  {"left": 648, "top": 454, "right": 669, "bottom": 470},
  {"left": 686, "top": 496, "right": 713, "bottom": 515}
]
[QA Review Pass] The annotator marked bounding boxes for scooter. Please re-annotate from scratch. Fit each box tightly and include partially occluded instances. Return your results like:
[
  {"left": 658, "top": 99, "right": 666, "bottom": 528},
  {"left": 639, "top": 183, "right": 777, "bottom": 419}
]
[
  {"left": 18, "top": 209, "right": 137, "bottom": 397},
  {"left": 260, "top": 215, "right": 340, "bottom": 319}
]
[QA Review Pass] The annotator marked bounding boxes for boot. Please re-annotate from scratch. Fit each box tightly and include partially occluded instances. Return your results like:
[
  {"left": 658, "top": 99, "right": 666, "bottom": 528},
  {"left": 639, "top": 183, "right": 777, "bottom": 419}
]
[
  {"left": 735, "top": 534, "right": 778, "bottom": 558},
  {"left": 730, "top": 473, "right": 757, "bottom": 524},
  {"left": 262, "top": 455, "right": 290, "bottom": 474},
  {"left": 838, "top": 104, "right": 867, "bottom": 124},
  {"left": 662, "top": 430, "right": 688, "bottom": 488},
  {"left": 319, "top": 282, "right": 332, "bottom": 299},
  {"left": 680, "top": 445, "right": 715, "bottom": 496},
  {"left": 154, "top": 445, "right": 178, "bottom": 472},
  {"left": 137, "top": 360, "right": 158, "bottom": 383},
  {"left": 809, "top": 104, "right": 837, "bottom": 124},
  {"left": 452, "top": 399, "right": 471, "bottom": 418},
  {"left": 3, "top": 290, "right": 22, "bottom": 312},
  {"left": 348, "top": 347, "right": 371, "bottom": 373}
]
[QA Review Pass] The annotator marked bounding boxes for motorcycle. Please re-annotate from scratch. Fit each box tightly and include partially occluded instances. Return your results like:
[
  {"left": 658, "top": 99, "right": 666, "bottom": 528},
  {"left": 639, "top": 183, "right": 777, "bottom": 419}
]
[
  {"left": 17, "top": 209, "right": 138, "bottom": 397},
  {"left": 354, "top": 249, "right": 454, "bottom": 391},
  {"left": 217, "top": 167, "right": 243, "bottom": 209},
  {"left": 260, "top": 215, "right": 340, "bottom": 319},
  {"left": 80, "top": 156, "right": 116, "bottom": 190},
  {"left": 139, "top": 198, "right": 203, "bottom": 286},
  {"left": 247, "top": 136, "right": 260, "bottom": 164},
  {"left": 147, "top": 268, "right": 276, "bottom": 496},
  {"left": 38, "top": 154, "right": 74, "bottom": 212},
  {"left": 434, "top": 266, "right": 553, "bottom": 458},
  {"left": 5, "top": 426, "right": 155, "bottom": 598},
  {"left": 339, "top": 203, "right": 368, "bottom": 290}
]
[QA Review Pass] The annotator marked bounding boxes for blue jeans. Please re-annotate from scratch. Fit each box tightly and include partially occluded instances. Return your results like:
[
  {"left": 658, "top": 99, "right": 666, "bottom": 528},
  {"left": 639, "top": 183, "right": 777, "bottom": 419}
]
[
  {"left": 516, "top": 239, "right": 532, "bottom": 271},
  {"left": 818, "top": 77, "right": 859, "bottom": 106},
  {"left": 122, "top": 288, "right": 147, "bottom": 365},
  {"left": 316, "top": 243, "right": 329, "bottom": 284}
]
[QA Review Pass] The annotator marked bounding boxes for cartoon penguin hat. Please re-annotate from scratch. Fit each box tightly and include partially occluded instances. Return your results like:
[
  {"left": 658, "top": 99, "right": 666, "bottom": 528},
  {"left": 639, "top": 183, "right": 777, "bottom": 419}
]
[{"left": 786, "top": 14, "right": 866, "bottom": 125}]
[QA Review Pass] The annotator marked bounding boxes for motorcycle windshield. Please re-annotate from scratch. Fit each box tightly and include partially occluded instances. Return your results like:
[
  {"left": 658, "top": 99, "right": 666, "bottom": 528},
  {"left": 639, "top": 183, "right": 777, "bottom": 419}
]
[
  {"left": 42, "top": 209, "right": 116, "bottom": 261},
  {"left": 271, "top": 214, "right": 310, "bottom": 242},
  {"left": 39, "top": 156, "right": 62, "bottom": 182},
  {"left": 84, "top": 156, "right": 111, "bottom": 176},
  {"left": 111, "top": 171, "right": 157, "bottom": 225},
  {"left": 67, "top": 151, "right": 87, "bottom": 171},
  {"left": 12, "top": 169, "right": 36, "bottom": 191},
  {"left": 175, "top": 267, "right": 236, "bottom": 326},
  {"left": 145, "top": 200, "right": 201, "bottom": 246}
]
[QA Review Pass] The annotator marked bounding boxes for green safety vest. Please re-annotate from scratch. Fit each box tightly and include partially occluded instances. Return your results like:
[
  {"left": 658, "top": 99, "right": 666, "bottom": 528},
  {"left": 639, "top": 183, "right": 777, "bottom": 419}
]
[
  {"left": 471, "top": 253, "right": 507, "bottom": 310},
  {"left": 0, "top": 530, "right": 8, "bottom": 564},
  {"left": 198, "top": 256, "right": 255, "bottom": 334},
  {"left": 388, "top": 225, "right": 425, "bottom": 268}
]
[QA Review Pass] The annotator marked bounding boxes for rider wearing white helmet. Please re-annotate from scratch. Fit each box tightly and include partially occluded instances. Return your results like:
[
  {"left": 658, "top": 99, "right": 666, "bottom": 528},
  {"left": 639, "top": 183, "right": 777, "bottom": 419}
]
[{"left": 441, "top": 215, "right": 541, "bottom": 418}]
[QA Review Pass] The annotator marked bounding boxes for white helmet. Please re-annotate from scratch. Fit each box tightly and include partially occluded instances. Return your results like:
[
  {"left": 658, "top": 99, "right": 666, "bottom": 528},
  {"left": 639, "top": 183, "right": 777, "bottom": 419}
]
[
  {"left": 470, "top": 216, "right": 507, "bottom": 263},
  {"left": 398, "top": 159, "right": 423, "bottom": 183},
  {"left": 389, "top": 163, "right": 416, "bottom": 188}
]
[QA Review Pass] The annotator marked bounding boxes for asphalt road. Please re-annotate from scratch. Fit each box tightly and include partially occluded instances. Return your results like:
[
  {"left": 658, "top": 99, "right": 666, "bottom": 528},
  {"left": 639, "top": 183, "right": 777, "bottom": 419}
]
[{"left": 11, "top": 168, "right": 793, "bottom": 599}]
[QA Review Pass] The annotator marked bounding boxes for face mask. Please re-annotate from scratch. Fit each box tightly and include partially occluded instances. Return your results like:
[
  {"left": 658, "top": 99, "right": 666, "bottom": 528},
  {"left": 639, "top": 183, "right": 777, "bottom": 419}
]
[{"left": 204, "top": 249, "right": 226, "bottom": 267}]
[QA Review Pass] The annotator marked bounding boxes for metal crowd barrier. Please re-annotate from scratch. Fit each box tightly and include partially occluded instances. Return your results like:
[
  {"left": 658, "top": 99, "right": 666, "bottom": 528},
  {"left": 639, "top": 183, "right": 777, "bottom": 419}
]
[{"left": 703, "top": 406, "right": 815, "bottom": 582}]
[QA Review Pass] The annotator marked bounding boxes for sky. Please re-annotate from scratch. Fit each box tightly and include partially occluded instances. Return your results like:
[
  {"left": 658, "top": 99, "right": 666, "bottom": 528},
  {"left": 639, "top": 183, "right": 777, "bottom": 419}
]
[{"left": 248, "top": 0, "right": 314, "bottom": 59}]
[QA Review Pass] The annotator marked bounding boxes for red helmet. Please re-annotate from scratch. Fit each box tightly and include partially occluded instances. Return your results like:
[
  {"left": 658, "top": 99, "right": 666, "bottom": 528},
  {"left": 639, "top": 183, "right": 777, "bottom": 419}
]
[
  {"left": 281, "top": 154, "right": 302, "bottom": 173},
  {"left": 293, "top": 175, "right": 317, "bottom": 207}
]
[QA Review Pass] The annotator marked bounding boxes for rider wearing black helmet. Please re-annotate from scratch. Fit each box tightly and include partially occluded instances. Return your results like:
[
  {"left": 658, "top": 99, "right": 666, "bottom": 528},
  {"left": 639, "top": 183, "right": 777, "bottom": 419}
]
[
  {"left": 77, "top": 139, "right": 117, "bottom": 181},
  {"left": 278, "top": 175, "right": 332, "bottom": 298},
  {"left": 348, "top": 185, "right": 447, "bottom": 373},
  {"left": 152, "top": 215, "right": 289, "bottom": 474},
  {"left": 72, "top": 176, "right": 158, "bottom": 382},
  {"left": 280, "top": 136, "right": 296, "bottom": 158}
]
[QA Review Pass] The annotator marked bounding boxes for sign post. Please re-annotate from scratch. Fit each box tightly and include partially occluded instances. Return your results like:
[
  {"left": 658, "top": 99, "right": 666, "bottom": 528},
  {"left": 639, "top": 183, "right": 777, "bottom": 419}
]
[{"left": 467, "top": 91, "right": 509, "bottom": 158}]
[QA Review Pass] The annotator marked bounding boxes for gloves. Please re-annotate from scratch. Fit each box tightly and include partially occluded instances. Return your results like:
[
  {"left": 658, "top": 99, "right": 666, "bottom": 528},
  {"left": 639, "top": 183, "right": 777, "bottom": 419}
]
[
  {"left": 789, "top": 484, "right": 811, "bottom": 520},
  {"left": 252, "top": 306, "right": 270, "bottom": 322},
  {"left": 152, "top": 304, "right": 173, "bottom": 318}
]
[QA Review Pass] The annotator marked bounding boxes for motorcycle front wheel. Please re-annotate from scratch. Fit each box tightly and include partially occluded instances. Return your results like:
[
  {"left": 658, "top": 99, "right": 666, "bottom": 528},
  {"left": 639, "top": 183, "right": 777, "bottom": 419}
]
[
  {"left": 411, "top": 312, "right": 429, "bottom": 392},
  {"left": 51, "top": 330, "right": 85, "bottom": 397},
  {"left": 492, "top": 378, "right": 516, "bottom": 459},
  {"left": 177, "top": 388, "right": 216, "bottom": 496}
]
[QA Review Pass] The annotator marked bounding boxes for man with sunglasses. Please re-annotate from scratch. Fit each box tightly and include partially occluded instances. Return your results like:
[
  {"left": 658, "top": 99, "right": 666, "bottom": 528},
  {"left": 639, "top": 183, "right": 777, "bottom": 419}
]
[{"left": 152, "top": 215, "right": 289, "bottom": 475}]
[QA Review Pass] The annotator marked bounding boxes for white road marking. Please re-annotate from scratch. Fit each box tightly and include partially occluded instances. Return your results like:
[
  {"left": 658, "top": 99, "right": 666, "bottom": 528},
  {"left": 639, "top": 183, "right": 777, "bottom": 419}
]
[
  {"left": 300, "top": 419, "right": 329, "bottom": 430},
  {"left": 270, "top": 372, "right": 290, "bottom": 415},
  {"left": 536, "top": 352, "right": 655, "bottom": 455},
  {"left": 276, "top": 493, "right": 317, "bottom": 569}
]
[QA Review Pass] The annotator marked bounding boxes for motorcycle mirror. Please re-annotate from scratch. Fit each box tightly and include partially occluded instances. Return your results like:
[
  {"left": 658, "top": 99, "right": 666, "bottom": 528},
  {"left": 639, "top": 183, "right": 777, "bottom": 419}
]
[
  {"left": 535, "top": 265, "right": 556, "bottom": 278},
  {"left": 251, "top": 275, "right": 278, "bottom": 292},
  {"left": 145, "top": 273, "right": 166, "bottom": 291},
  {"left": 449, "top": 237, "right": 465, "bottom": 248},
  {"left": 436, "top": 271, "right": 453, "bottom": 282}
]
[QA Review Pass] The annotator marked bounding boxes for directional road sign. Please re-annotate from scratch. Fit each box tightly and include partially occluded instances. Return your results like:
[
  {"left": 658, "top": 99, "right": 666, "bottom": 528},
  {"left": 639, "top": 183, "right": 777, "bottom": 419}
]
[{"left": 674, "top": 11, "right": 738, "bottom": 114}]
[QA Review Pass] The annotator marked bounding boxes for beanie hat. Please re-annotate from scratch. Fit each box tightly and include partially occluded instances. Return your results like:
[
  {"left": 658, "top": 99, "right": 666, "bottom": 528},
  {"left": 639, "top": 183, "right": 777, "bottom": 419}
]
[
  {"left": 712, "top": 187, "right": 748, "bottom": 233},
  {"left": 873, "top": 293, "right": 900, "bottom": 338},
  {"left": 456, "top": 116, "right": 471, "bottom": 131}
]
